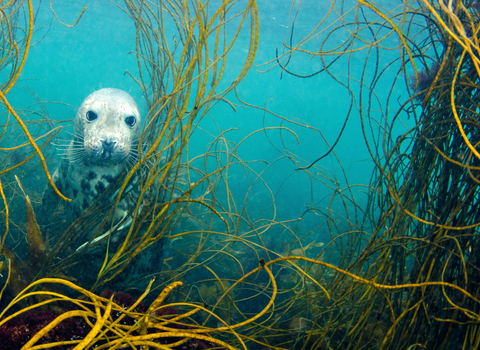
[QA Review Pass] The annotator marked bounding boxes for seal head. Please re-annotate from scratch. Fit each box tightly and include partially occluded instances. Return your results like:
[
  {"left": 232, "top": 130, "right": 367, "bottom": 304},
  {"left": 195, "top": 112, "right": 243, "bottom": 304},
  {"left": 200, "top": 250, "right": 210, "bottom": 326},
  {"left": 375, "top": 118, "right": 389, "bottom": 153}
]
[{"left": 74, "top": 88, "right": 141, "bottom": 166}]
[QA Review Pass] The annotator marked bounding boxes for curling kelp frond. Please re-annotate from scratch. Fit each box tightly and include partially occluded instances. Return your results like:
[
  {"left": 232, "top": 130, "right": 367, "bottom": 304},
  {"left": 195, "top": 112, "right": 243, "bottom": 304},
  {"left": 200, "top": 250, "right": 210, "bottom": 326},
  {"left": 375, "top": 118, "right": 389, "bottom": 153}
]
[
  {"left": 3, "top": 0, "right": 480, "bottom": 349},
  {"left": 0, "top": 278, "right": 230, "bottom": 349},
  {"left": 87, "top": 0, "right": 260, "bottom": 289},
  {"left": 249, "top": 0, "right": 480, "bottom": 348},
  {"left": 3, "top": 251, "right": 476, "bottom": 349}
]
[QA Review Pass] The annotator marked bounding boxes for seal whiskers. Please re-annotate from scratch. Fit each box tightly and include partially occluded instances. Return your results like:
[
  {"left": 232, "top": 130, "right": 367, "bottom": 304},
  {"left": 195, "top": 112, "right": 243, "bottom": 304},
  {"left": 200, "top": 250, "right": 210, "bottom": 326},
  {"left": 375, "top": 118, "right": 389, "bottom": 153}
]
[{"left": 53, "top": 132, "right": 87, "bottom": 163}]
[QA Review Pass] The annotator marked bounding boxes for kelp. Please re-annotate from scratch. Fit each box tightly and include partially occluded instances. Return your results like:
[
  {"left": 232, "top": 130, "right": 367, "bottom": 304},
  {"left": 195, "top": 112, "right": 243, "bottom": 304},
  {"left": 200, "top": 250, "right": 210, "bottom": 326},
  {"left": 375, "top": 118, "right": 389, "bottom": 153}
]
[
  {"left": 1, "top": 0, "right": 480, "bottom": 349},
  {"left": 257, "top": 0, "right": 480, "bottom": 349}
]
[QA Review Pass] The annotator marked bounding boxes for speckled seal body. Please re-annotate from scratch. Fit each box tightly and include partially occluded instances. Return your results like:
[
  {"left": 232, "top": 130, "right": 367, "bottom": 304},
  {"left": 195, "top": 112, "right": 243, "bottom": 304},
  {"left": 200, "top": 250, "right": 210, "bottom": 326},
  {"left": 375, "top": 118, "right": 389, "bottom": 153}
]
[{"left": 41, "top": 88, "right": 141, "bottom": 227}]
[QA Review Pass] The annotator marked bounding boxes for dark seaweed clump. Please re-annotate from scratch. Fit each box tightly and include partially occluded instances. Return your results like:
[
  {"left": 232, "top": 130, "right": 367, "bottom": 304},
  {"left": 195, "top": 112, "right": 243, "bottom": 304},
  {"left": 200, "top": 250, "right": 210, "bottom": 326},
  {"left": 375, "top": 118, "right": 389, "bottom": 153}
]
[
  {"left": 0, "top": 309, "right": 90, "bottom": 350},
  {"left": 409, "top": 63, "right": 441, "bottom": 98},
  {"left": 0, "top": 290, "right": 221, "bottom": 350}
]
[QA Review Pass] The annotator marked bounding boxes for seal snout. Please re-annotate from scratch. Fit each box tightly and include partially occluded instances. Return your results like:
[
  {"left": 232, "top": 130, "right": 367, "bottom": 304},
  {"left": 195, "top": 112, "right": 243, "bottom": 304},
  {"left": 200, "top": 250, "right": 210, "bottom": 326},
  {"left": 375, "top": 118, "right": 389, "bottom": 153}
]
[{"left": 100, "top": 137, "right": 118, "bottom": 160}]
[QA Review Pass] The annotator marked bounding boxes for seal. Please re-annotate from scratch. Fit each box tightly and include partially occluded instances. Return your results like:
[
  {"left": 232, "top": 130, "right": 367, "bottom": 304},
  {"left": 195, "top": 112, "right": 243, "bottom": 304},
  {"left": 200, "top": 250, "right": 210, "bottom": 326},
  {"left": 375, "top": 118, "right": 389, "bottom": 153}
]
[{"left": 41, "top": 88, "right": 142, "bottom": 233}]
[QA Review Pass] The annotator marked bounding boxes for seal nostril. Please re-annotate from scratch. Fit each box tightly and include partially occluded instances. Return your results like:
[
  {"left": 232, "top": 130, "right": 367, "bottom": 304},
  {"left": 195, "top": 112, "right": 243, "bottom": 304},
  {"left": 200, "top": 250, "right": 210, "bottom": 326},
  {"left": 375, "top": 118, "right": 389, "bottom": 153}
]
[{"left": 102, "top": 138, "right": 116, "bottom": 152}]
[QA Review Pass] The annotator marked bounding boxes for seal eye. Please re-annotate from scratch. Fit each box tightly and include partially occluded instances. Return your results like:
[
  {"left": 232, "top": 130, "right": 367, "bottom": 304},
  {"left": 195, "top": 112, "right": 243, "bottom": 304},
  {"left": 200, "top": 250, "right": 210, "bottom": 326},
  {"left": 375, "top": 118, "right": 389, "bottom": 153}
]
[
  {"left": 86, "top": 111, "right": 98, "bottom": 121},
  {"left": 125, "top": 116, "right": 136, "bottom": 127}
]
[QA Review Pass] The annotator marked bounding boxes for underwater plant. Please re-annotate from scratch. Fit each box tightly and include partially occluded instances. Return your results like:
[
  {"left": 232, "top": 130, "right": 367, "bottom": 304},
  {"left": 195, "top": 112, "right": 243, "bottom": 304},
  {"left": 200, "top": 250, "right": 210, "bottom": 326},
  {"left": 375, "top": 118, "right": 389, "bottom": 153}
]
[
  {"left": 2, "top": 0, "right": 480, "bottom": 349},
  {"left": 257, "top": 0, "right": 480, "bottom": 348},
  {"left": 0, "top": 278, "right": 227, "bottom": 349}
]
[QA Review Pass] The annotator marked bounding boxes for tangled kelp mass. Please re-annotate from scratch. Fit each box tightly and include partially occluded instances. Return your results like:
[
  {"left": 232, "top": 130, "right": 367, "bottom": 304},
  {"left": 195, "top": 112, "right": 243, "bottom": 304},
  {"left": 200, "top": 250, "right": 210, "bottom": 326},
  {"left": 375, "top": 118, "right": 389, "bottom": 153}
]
[{"left": 0, "top": 0, "right": 480, "bottom": 349}]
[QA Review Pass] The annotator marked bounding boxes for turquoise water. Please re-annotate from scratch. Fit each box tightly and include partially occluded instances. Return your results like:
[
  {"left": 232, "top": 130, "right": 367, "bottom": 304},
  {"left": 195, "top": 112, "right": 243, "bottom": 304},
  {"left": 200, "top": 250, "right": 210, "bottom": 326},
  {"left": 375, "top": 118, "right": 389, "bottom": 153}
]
[
  {"left": 10, "top": 0, "right": 404, "bottom": 225},
  {"left": 0, "top": 0, "right": 427, "bottom": 348},
  {"left": 3, "top": 2, "right": 477, "bottom": 349},
  {"left": 4, "top": 0, "right": 413, "bottom": 289}
]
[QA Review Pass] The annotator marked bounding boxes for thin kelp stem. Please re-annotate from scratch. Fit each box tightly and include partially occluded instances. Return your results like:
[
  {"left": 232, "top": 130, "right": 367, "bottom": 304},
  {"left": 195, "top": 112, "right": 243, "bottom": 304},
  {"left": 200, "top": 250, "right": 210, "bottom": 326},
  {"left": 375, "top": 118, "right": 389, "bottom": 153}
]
[
  {"left": 4, "top": 0, "right": 479, "bottom": 349},
  {"left": 248, "top": 0, "right": 480, "bottom": 348},
  {"left": 0, "top": 0, "right": 71, "bottom": 203},
  {"left": 87, "top": 0, "right": 260, "bottom": 289}
]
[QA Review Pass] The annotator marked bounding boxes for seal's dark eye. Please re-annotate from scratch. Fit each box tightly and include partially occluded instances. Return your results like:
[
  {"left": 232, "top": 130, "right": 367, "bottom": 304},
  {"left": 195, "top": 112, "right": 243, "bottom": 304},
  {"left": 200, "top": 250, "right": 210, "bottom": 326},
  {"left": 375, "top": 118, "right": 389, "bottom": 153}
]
[
  {"left": 125, "top": 116, "right": 136, "bottom": 127},
  {"left": 86, "top": 111, "right": 98, "bottom": 121}
]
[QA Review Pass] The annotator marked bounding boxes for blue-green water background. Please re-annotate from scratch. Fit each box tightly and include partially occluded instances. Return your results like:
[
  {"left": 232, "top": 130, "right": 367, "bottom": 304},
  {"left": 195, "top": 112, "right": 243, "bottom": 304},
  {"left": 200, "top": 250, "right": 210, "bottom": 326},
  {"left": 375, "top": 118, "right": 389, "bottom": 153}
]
[{"left": 8, "top": 0, "right": 411, "bottom": 253}]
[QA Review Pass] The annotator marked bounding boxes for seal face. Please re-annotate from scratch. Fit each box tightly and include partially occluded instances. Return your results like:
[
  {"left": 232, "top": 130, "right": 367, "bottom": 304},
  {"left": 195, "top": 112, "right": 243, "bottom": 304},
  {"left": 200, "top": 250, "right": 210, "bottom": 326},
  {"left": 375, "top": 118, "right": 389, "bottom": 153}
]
[
  {"left": 41, "top": 88, "right": 142, "bottom": 230},
  {"left": 73, "top": 88, "right": 141, "bottom": 166}
]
